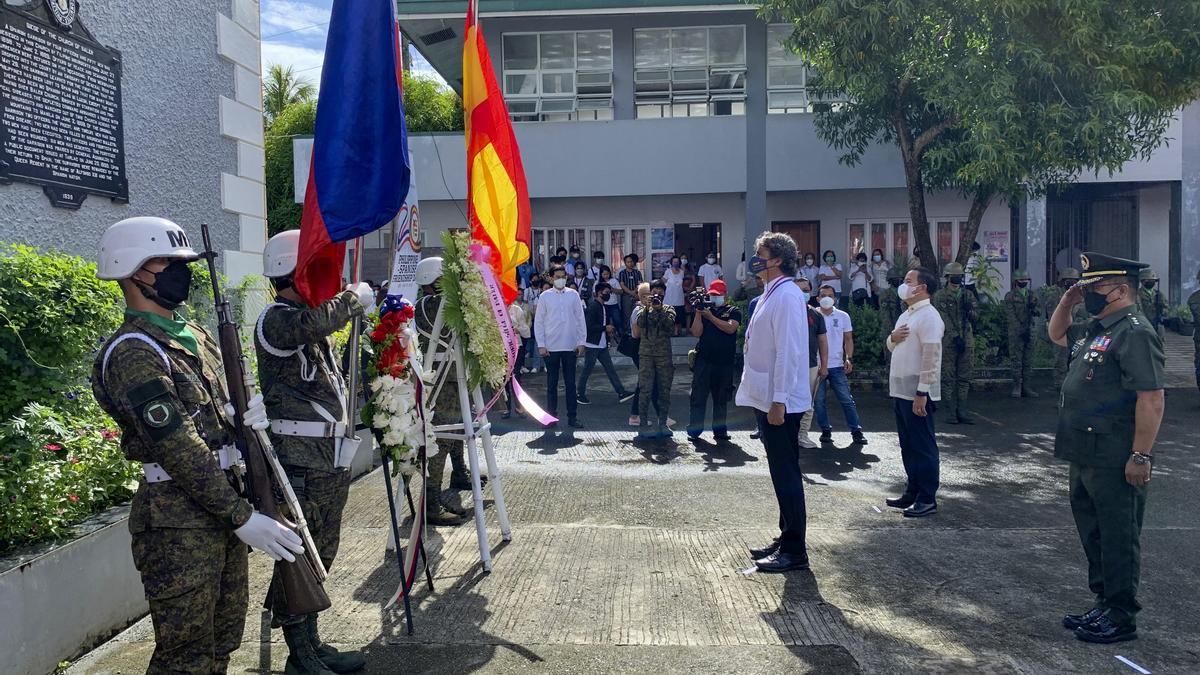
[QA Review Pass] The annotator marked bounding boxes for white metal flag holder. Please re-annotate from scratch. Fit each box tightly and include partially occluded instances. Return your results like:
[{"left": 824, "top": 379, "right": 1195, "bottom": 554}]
[{"left": 421, "top": 301, "right": 513, "bottom": 572}]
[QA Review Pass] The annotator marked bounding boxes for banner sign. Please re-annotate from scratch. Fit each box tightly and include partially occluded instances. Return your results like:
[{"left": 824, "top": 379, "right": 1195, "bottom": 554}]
[{"left": 387, "top": 152, "right": 422, "bottom": 300}]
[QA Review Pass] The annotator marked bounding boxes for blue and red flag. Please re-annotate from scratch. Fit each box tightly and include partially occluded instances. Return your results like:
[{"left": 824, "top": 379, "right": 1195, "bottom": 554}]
[{"left": 294, "top": 0, "right": 411, "bottom": 306}]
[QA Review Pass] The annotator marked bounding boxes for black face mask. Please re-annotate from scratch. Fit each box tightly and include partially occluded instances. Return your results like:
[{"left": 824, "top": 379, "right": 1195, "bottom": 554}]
[
  {"left": 1017, "top": 281, "right": 1029, "bottom": 288},
  {"left": 1142, "top": 282, "right": 1155, "bottom": 289},
  {"left": 949, "top": 275, "right": 964, "bottom": 285},
  {"left": 1084, "top": 287, "right": 1118, "bottom": 316},
  {"left": 138, "top": 259, "right": 193, "bottom": 310}
]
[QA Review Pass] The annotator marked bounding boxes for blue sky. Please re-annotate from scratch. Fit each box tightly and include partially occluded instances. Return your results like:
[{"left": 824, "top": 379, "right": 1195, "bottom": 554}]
[{"left": 260, "top": 0, "right": 445, "bottom": 89}]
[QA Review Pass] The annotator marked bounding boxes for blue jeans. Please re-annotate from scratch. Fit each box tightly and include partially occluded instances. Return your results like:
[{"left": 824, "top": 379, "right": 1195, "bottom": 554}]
[
  {"left": 578, "top": 345, "right": 630, "bottom": 398},
  {"left": 814, "top": 366, "right": 862, "bottom": 432}
]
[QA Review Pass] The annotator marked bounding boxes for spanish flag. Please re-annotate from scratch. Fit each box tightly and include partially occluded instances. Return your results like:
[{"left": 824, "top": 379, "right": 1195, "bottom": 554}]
[{"left": 463, "top": 0, "right": 531, "bottom": 303}]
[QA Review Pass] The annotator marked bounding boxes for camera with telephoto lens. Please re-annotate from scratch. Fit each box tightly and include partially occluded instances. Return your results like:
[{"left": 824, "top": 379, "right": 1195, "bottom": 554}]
[{"left": 687, "top": 287, "right": 712, "bottom": 311}]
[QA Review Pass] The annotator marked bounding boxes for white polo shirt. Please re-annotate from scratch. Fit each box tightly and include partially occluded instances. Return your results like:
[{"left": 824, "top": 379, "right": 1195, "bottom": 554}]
[
  {"left": 887, "top": 298, "right": 945, "bottom": 401},
  {"left": 819, "top": 307, "right": 853, "bottom": 366}
]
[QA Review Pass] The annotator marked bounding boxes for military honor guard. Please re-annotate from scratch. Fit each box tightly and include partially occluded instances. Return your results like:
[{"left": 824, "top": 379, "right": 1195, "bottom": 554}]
[
  {"left": 256, "top": 230, "right": 373, "bottom": 673},
  {"left": 1048, "top": 252, "right": 1166, "bottom": 644},
  {"left": 92, "top": 218, "right": 303, "bottom": 673},
  {"left": 1004, "top": 269, "right": 1040, "bottom": 398},
  {"left": 932, "top": 262, "right": 978, "bottom": 424}
]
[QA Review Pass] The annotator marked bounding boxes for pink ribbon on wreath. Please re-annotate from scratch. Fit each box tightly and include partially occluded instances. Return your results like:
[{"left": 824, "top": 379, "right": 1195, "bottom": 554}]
[{"left": 468, "top": 244, "right": 557, "bottom": 426}]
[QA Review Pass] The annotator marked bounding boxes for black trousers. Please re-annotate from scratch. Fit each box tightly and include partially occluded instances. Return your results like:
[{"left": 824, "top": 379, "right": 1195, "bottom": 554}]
[
  {"left": 756, "top": 410, "right": 808, "bottom": 555},
  {"left": 688, "top": 358, "right": 733, "bottom": 435},
  {"left": 544, "top": 350, "right": 578, "bottom": 420},
  {"left": 894, "top": 397, "right": 939, "bottom": 504}
]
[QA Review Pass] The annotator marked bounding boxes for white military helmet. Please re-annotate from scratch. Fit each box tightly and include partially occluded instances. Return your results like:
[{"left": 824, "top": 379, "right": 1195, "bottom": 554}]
[
  {"left": 97, "top": 217, "right": 198, "bottom": 280},
  {"left": 263, "top": 230, "right": 301, "bottom": 278},
  {"left": 414, "top": 257, "right": 443, "bottom": 286}
]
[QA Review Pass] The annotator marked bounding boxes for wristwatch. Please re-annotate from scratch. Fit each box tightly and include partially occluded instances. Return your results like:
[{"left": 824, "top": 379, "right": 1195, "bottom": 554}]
[{"left": 1131, "top": 452, "right": 1153, "bottom": 465}]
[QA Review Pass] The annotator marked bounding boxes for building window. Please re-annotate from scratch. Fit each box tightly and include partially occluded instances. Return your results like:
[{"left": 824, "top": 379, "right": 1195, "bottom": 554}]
[
  {"left": 849, "top": 219, "right": 976, "bottom": 268},
  {"left": 502, "top": 31, "right": 613, "bottom": 122},
  {"left": 767, "top": 24, "right": 846, "bottom": 114},
  {"left": 634, "top": 26, "right": 746, "bottom": 119}
]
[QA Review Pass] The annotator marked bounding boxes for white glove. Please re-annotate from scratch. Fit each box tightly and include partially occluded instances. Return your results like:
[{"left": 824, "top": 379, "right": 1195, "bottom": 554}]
[
  {"left": 223, "top": 393, "right": 269, "bottom": 431},
  {"left": 348, "top": 282, "right": 376, "bottom": 315},
  {"left": 234, "top": 512, "right": 304, "bottom": 562}
]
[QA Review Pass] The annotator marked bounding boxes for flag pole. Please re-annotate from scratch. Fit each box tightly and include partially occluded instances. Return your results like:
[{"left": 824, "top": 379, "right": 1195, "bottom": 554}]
[{"left": 345, "top": 237, "right": 365, "bottom": 452}]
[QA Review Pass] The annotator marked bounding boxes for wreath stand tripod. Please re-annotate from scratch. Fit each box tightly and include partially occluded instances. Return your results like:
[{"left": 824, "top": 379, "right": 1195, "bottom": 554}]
[{"left": 422, "top": 302, "right": 513, "bottom": 571}]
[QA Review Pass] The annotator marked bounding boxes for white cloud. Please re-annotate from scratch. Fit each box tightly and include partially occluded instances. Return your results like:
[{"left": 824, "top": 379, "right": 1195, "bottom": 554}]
[
  {"left": 262, "top": 42, "right": 326, "bottom": 86},
  {"left": 261, "top": 0, "right": 331, "bottom": 36}
]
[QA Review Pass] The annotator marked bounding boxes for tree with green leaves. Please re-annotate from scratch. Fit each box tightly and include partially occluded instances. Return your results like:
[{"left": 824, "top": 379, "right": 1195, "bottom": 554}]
[
  {"left": 263, "top": 73, "right": 464, "bottom": 237},
  {"left": 761, "top": 0, "right": 1200, "bottom": 270},
  {"left": 263, "top": 63, "right": 316, "bottom": 125}
]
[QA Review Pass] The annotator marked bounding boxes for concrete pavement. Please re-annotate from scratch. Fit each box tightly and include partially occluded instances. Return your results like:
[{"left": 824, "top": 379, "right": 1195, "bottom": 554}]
[{"left": 71, "top": 370, "right": 1200, "bottom": 674}]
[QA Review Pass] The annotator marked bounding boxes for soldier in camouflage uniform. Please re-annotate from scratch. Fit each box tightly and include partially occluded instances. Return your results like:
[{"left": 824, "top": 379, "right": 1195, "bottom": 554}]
[
  {"left": 92, "top": 217, "right": 302, "bottom": 674},
  {"left": 413, "top": 257, "right": 473, "bottom": 527},
  {"left": 256, "top": 231, "right": 372, "bottom": 674},
  {"left": 933, "top": 262, "right": 978, "bottom": 424},
  {"left": 1004, "top": 269, "right": 1040, "bottom": 398},
  {"left": 1041, "top": 268, "right": 1090, "bottom": 389},
  {"left": 877, "top": 271, "right": 904, "bottom": 365},
  {"left": 633, "top": 278, "right": 676, "bottom": 439},
  {"left": 1137, "top": 269, "right": 1166, "bottom": 341}
]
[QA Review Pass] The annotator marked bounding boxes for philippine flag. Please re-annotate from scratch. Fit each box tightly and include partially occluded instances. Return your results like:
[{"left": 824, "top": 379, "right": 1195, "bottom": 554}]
[{"left": 293, "top": 0, "right": 411, "bottom": 306}]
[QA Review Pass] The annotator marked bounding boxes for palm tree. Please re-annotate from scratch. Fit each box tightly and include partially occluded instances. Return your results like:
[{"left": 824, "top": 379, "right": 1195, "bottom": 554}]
[{"left": 263, "top": 63, "right": 316, "bottom": 125}]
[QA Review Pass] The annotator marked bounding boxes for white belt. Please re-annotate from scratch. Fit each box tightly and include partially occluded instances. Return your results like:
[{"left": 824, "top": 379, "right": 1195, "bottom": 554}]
[
  {"left": 143, "top": 445, "right": 240, "bottom": 483},
  {"left": 270, "top": 419, "right": 347, "bottom": 438}
]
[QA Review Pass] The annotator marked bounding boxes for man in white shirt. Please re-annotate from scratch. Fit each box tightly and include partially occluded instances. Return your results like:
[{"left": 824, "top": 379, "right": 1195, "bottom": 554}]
[
  {"left": 697, "top": 253, "right": 723, "bottom": 290},
  {"left": 736, "top": 232, "right": 811, "bottom": 574},
  {"left": 885, "top": 268, "right": 945, "bottom": 517},
  {"left": 534, "top": 267, "right": 587, "bottom": 428},
  {"left": 813, "top": 285, "right": 867, "bottom": 445}
]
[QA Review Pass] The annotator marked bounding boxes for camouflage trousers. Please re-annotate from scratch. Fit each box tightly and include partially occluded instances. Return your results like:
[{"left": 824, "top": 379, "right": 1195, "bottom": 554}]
[
  {"left": 941, "top": 342, "right": 974, "bottom": 419},
  {"left": 131, "top": 526, "right": 248, "bottom": 674},
  {"left": 638, "top": 351, "right": 674, "bottom": 423},
  {"left": 1009, "top": 331, "right": 1034, "bottom": 387},
  {"left": 268, "top": 466, "right": 351, "bottom": 625}
]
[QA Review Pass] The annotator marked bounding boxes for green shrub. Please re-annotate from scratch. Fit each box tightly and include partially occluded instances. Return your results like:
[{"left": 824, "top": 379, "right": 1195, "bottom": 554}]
[
  {"left": 0, "top": 399, "right": 138, "bottom": 552},
  {"left": 973, "top": 300, "right": 1008, "bottom": 367},
  {"left": 0, "top": 245, "right": 123, "bottom": 422},
  {"left": 847, "top": 302, "right": 884, "bottom": 371}
]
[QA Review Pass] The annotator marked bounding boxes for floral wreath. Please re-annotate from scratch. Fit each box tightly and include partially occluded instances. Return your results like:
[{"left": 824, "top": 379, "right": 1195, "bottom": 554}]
[
  {"left": 362, "top": 296, "right": 434, "bottom": 477},
  {"left": 439, "top": 231, "right": 509, "bottom": 391}
]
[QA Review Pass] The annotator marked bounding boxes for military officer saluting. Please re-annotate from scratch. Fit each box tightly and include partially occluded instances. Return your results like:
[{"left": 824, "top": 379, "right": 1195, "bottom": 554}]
[
  {"left": 257, "top": 230, "right": 374, "bottom": 674},
  {"left": 1004, "top": 269, "right": 1040, "bottom": 398},
  {"left": 1048, "top": 252, "right": 1166, "bottom": 644},
  {"left": 92, "top": 217, "right": 303, "bottom": 673}
]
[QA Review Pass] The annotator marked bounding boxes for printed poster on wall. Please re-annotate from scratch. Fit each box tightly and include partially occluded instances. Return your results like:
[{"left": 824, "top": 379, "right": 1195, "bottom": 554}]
[
  {"left": 650, "top": 223, "right": 674, "bottom": 278},
  {"left": 982, "top": 229, "right": 1008, "bottom": 262}
]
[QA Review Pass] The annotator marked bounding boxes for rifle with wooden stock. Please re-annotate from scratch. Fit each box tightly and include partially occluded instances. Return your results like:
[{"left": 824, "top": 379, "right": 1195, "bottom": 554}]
[{"left": 200, "top": 224, "right": 331, "bottom": 616}]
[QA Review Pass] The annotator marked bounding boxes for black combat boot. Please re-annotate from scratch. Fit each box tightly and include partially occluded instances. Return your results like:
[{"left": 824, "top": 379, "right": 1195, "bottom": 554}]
[
  {"left": 282, "top": 621, "right": 334, "bottom": 675},
  {"left": 307, "top": 614, "right": 366, "bottom": 673},
  {"left": 426, "top": 491, "right": 469, "bottom": 526}
]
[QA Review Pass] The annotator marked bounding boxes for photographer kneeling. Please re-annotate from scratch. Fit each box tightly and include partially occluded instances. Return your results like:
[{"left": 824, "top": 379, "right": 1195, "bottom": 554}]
[{"left": 687, "top": 280, "right": 741, "bottom": 441}]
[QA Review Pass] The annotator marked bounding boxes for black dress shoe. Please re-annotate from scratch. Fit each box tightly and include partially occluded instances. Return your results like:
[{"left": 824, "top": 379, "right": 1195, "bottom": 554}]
[
  {"left": 713, "top": 433, "right": 732, "bottom": 442},
  {"left": 749, "top": 431, "right": 761, "bottom": 440},
  {"left": 902, "top": 501, "right": 937, "bottom": 518},
  {"left": 577, "top": 395, "right": 592, "bottom": 405},
  {"left": 755, "top": 551, "right": 810, "bottom": 573},
  {"left": 1074, "top": 615, "right": 1137, "bottom": 643},
  {"left": 885, "top": 495, "right": 916, "bottom": 509},
  {"left": 748, "top": 539, "right": 780, "bottom": 560},
  {"left": 1062, "top": 607, "right": 1105, "bottom": 630},
  {"left": 818, "top": 430, "right": 833, "bottom": 444},
  {"left": 568, "top": 418, "right": 585, "bottom": 428},
  {"left": 957, "top": 413, "right": 976, "bottom": 425},
  {"left": 851, "top": 430, "right": 867, "bottom": 445}
]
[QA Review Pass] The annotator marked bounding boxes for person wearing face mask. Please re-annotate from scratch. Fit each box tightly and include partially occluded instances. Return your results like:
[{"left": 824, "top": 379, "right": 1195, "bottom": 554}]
[
  {"left": 697, "top": 253, "right": 723, "bottom": 291},
  {"left": 686, "top": 280, "right": 741, "bottom": 441},
  {"left": 92, "top": 217, "right": 304, "bottom": 673},
  {"left": 848, "top": 251, "right": 874, "bottom": 307},
  {"left": 877, "top": 272, "right": 904, "bottom": 365},
  {"left": 662, "top": 255, "right": 688, "bottom": 336},
  {"left": 737, "top": 232, "right": 811, "bottom": 573},
  {"left": 633, "top": 279, "right": 678, "bottom": 440},
  {"left": 1004, "top": 269, "right": 1041, "bottom": 398},
  {"left": 1048, "top": 252, "right": 1165, "bottom": 645},
  {"left": 793, "top": 276, "right": 829, "bottom": 450},
  {"left": 799, "top": 253, "right": 821, "bottom": 289},
  {"left": 257, "top": 231, "right": 377, "bottom": 673},
  {"left": 574, "top": 264, "right": 594, "bottom": 304},
  {"left": 1041, "top": 267, "right": 1089, "bottom": 389},
  {"left": 884, "top": 267, "right": 945, "bottom": 518},
  {"left": 617, "top": 254, "right": 644, "bottom": 335},
  {"left": 576, "top": 282, "right": 635, "bottom": 406},
  {"left": 588, "top": 250, "right": 606, "bottom": 281},
  {"left": 1136, "top": 269, "right": 1166, "bottom": 340},
  {"left": 813, "top": 285, "right": 867, "bottom": 445},
  {"left": 870, "top": 249, "right": 892, "bottom": 298},
  {"left": 932, "top": 261, "right": 978, "bottom": 424},
  {"left": 817, "top": 250, "right": 844, "bottom": 303},
  {"left": 535, "top": 267, "right": 588, "bottom": 428}
]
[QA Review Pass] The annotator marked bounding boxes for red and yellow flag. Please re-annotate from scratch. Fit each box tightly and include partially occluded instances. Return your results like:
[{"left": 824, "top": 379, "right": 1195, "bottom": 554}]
[{"left": 463, "top": 0, "right": 531, "bottom": 303}]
